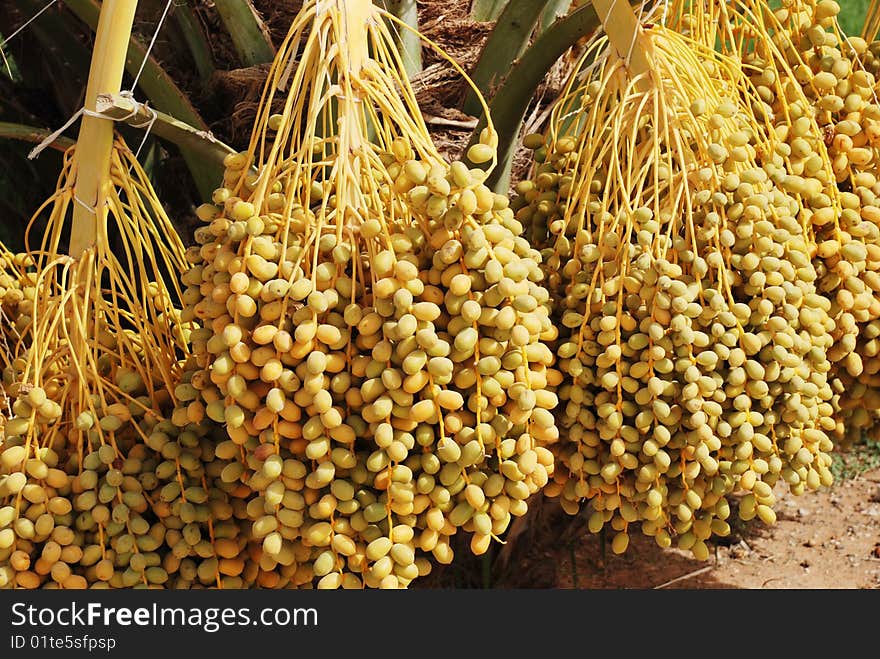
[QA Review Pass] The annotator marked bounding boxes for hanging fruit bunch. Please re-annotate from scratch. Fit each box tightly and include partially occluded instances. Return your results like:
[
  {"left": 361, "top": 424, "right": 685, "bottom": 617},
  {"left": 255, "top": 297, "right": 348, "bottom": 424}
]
[
  {"left": 0, "top": 1, "right": 194, "bottom": 589},
  {"left": 178, "top": 0, "right": 559, "bottom": 589},
  {"left": 675, "top": 0, "right": 880, "bottom": 444},
  {"left": 514, "top": 0, "right": 836, "bottom": 558}
]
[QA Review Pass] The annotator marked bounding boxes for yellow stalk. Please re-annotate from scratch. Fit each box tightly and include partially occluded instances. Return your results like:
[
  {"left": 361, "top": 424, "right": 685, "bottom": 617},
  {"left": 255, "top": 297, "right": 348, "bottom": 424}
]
[
  {"left": 592, "top": 0, "right": 654, "bottom": 86},
  {"left": 864, "top": 0, "right": 880, "bottom": 40},
  {"left": 338, "top": 0, "right": 372, "bottom": 76},
  {"left": 336, "top": 0, "right": 374, "bottom": 217},
  {"left": 69, "top": 0, "right": 138, "bottom": 257}
]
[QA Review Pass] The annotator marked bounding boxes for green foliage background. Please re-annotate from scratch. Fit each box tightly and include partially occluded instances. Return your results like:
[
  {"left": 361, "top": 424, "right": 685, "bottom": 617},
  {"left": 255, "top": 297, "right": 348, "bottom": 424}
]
[{"left": 840, "top": 0, "right": 870, "bottom": 36}]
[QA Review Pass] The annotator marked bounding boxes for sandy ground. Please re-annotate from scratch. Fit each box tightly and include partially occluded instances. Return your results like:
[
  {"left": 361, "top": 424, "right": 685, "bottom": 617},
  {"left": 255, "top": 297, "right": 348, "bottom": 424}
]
[{"left": 539, "top": 468, "right": 880, "bottom": 589}]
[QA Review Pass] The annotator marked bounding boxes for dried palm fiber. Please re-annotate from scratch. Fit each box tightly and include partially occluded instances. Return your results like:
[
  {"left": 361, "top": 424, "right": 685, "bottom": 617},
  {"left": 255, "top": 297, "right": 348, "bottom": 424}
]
[
  {"left": 180, "top": 0, "right": 559, "bottom": 589},
  {"left": 512, "top": 0, "right": 836, "bottom": 558},
  {"left": 671, "top": 0, "right": 880, "bottom": 444},
  {"left": 0, "top": 1, "right": 192, "bottom": 589}
]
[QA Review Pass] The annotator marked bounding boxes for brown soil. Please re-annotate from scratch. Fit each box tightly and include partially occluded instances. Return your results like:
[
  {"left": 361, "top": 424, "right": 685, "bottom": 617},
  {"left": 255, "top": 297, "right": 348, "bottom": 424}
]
[{"left": 512, "top": 469, "right": 880, "bottom": 589}]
